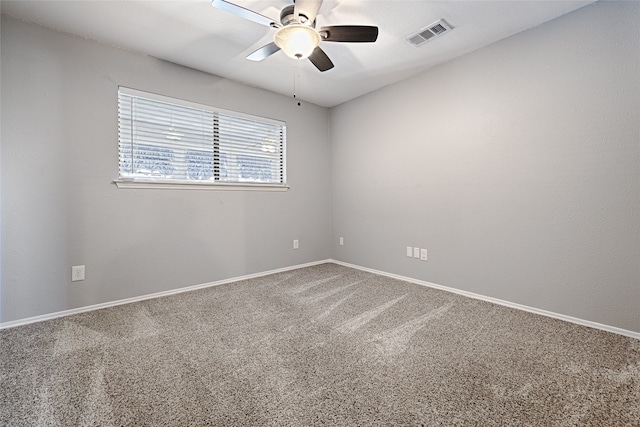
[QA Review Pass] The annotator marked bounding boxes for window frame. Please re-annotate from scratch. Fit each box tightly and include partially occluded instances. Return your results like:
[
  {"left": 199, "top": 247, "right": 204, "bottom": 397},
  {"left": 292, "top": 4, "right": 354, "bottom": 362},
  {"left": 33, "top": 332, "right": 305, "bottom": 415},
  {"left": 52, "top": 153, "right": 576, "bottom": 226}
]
[{"left": 114, "top": 87, "right": 288, "bottom": 191}]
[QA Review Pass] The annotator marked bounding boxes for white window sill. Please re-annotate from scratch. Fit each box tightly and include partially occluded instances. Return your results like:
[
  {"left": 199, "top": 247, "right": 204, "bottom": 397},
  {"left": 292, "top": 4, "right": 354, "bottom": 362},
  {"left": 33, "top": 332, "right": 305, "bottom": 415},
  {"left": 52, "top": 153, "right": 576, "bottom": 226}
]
[{"left": 113, "top": 180, "right": 289, "bottom": 192}]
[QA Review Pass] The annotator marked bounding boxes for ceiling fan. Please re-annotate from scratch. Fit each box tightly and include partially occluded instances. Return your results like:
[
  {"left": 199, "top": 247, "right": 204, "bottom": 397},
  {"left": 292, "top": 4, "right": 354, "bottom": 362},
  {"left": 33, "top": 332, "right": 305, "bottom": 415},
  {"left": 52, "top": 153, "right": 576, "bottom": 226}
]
[{"left": 211, "top": 0, "right": 379, "bottom": 72}]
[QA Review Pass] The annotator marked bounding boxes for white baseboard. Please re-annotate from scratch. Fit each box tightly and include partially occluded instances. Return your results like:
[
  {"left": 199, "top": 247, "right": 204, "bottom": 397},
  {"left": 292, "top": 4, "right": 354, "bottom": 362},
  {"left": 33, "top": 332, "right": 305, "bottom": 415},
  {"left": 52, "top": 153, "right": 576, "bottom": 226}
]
[
  {"left": 3, "top": 258, "right": 638, "bottom": 340},
  {"left": 0, "top": 259, "right": 332, "bottom": 330},
  {"left": 330, "top": 260, "right": 640, "bottom": 340}
]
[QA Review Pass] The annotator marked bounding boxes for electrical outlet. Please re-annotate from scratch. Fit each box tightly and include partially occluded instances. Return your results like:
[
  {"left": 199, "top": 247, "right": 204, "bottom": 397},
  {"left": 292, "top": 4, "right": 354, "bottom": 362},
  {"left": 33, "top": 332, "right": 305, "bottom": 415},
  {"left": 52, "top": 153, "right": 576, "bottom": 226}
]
[
  {"left": 71, "top": 265, "right": 85, "bottom": 282},
  {"left": 406, "top": 246, "right": 413, "bottom": 257},
  {"left": 339, "top": 237, "right": 344, "bottom": 246},
  {"left": 293, "top": 239, "right": 299, "bottom": 250},
  {"left": 420, "top": 248, "right": 428, "bottom": 261},
  {"left": 413, "top": 247, "right": 420, "bottom": 258}
]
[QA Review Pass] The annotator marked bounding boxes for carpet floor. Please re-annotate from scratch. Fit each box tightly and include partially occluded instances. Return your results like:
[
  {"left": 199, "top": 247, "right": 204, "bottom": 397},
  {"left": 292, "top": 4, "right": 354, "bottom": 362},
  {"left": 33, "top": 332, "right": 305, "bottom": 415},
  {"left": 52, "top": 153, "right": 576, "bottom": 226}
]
[{"left": 1, "top": 263, "right": 638, "bottom": 426}]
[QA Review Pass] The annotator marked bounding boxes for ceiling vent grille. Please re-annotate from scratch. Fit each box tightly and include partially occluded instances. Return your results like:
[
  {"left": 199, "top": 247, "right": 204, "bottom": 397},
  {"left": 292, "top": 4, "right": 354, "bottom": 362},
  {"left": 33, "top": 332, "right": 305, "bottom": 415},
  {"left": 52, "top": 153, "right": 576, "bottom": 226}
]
[{"left": 406, "top": 19, "right": 453, "bottom": 47}]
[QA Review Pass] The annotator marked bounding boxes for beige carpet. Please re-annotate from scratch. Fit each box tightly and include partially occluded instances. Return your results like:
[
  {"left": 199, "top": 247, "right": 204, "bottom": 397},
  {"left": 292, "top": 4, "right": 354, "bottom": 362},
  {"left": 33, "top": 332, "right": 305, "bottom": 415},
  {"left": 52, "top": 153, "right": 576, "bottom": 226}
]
[{"left": 1, "top": 263, "right": 638, "bottom": 426}]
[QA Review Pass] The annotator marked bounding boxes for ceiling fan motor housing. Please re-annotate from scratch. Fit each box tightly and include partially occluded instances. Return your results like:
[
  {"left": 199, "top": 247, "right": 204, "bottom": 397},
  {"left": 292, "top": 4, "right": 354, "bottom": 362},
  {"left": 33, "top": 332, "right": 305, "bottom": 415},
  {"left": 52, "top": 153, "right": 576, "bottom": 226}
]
[{"left": 280, "top": 5, "right": 312, "bottom": 26}]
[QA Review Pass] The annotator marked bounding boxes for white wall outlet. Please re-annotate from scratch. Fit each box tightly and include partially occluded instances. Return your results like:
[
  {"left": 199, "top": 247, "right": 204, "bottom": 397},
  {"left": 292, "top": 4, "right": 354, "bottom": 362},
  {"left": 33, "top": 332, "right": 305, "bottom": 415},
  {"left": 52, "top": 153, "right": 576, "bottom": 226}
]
[
  {"left": 406, "top": 246, "right": 413, "bottom": 257},
  {"left": 293, "top": 239, "right": 299, "bottom": 250},
  {"left": 339, "top": 237, "right": 344, "bottom": 246},
  {"left": 71, "top": 265, "right": 85, "bottom": 282},
  {"left": 413, "top": 247, "right": 420, "bottom": 258},
  {"left": 420, "top": 248, "right": 428, "bottom": 261}
]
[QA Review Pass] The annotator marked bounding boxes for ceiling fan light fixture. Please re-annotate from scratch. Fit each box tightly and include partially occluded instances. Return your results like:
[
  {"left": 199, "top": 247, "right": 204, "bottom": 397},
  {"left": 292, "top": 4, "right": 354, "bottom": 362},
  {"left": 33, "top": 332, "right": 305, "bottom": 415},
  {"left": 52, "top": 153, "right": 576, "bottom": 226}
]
[{"left": 274, "top": 24, "right": 320, "bottom": 60}]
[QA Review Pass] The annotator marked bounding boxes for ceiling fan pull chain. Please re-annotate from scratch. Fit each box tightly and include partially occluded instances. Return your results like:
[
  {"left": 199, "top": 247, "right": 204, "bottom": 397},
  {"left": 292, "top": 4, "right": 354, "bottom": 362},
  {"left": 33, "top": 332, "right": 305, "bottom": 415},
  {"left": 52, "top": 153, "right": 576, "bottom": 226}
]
[{"left": 293, "top": 63, "right": 301, "bottom": 106}]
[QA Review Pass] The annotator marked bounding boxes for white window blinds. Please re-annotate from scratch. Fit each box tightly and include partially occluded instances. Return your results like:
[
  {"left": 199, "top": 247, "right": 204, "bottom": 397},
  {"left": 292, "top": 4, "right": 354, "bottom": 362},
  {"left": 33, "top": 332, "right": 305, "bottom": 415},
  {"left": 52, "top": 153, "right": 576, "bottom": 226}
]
[{"left": 118, "top": 87, "right": 286, "bottom": 186}]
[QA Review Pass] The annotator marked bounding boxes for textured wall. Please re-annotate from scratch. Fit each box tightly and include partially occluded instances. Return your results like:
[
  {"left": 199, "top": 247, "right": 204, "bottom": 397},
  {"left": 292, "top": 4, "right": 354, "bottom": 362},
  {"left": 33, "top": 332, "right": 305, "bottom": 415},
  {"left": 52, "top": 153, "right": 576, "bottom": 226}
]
[
  {"left": 1, "top": 16, "right": 331, "bottom": 322},
  {"left": 330, "top": 2, "right": 640, "bottom": 333}
]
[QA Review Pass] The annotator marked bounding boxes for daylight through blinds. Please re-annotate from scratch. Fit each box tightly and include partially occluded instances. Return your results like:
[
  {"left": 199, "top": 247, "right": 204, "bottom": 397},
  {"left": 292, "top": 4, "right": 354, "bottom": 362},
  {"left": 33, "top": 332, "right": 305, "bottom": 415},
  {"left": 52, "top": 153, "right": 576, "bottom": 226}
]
[{"left": 118, "top": 88, "right": 286, "bottom": 185}]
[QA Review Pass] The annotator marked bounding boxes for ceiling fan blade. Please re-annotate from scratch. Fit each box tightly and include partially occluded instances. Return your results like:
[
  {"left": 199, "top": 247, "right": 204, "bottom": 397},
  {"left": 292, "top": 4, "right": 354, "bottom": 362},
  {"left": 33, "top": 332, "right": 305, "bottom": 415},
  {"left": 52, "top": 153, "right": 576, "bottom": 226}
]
[
  {"left": 319, "top": 25, "right": 379, "bottom": 42},
  {"left": 211, "top": 0, "right": 275, "bottom": 27},
  {"left": 308, "top": 47, "right": 334, "bottom": 72},
  {"left": 294, "top": 0, "right": 323, "bottom": 24},
  {"left": 247, "top": 42, "right": 281, "bottom": 61}
]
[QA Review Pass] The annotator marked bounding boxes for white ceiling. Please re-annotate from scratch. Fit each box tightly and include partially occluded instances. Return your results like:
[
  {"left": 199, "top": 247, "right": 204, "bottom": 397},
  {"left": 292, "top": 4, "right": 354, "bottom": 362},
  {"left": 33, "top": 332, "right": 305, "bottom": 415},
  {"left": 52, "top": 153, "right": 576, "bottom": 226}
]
[{"left": 1, "top": 0, "right": 595, "bottom": 107}]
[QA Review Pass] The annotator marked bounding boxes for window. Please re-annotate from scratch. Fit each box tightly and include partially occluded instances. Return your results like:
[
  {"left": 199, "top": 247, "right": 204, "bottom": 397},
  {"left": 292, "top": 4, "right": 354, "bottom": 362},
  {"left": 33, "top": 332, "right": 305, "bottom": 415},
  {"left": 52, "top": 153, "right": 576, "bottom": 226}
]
[{"left": 116, "top": 87, "right": 287, "bottom": 190}]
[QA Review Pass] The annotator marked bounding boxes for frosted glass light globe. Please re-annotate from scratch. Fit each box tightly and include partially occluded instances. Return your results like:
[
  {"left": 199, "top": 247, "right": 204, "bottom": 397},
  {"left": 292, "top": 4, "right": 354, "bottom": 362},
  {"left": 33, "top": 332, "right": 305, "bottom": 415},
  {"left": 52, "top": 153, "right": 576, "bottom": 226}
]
[{"left": 274, "top": 24, "right": 321, "bottom": 60}]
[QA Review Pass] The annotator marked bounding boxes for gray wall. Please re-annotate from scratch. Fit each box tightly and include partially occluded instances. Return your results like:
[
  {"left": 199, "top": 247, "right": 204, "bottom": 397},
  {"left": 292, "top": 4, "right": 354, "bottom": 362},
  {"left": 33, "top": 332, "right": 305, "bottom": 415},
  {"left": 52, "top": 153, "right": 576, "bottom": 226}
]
[
  {"left": 3, "top": 1, "right": 639, "bottom": 334},
  {"left": 1, "top": 16, "right": 331, "bottom": 322},
  {"left": 330, "top": 1, "right": 640, "bottom": 333}
]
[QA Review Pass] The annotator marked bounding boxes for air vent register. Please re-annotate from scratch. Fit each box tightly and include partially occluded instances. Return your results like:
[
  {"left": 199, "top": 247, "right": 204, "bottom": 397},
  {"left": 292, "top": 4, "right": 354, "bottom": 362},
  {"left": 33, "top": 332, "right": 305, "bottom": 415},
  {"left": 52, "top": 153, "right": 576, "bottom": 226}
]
[{"left": 406, "top": 19, "right": 453, "bottom": 47}]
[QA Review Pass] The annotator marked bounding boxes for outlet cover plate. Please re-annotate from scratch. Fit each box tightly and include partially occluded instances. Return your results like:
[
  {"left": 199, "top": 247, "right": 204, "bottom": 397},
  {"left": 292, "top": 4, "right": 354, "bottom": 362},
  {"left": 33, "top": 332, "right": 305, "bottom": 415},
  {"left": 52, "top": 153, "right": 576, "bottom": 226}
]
[{"left": 71, "top": 265, "right": 85, "bottom": 282}]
